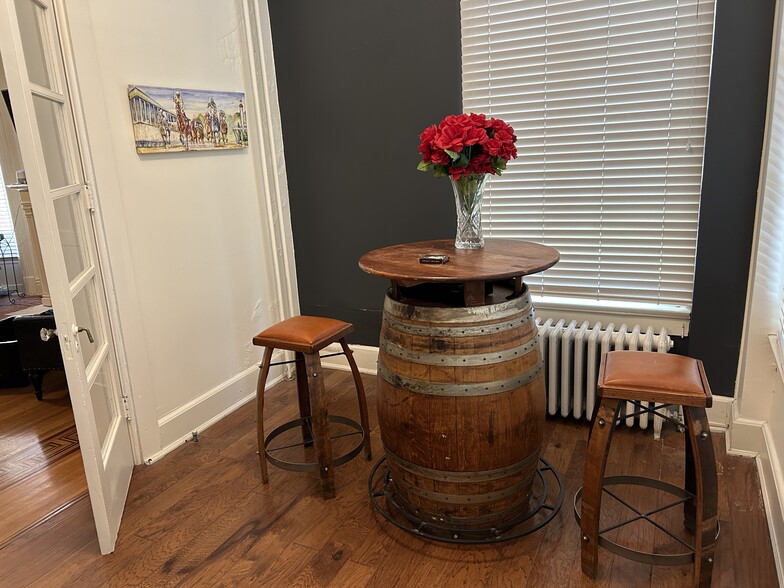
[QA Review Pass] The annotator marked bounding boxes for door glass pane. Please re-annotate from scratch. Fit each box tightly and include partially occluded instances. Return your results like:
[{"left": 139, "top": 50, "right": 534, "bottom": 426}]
[
  {"left": 14, "top": 0, "right": 54, "bottom": 90},
  {"left": 90, "top": 351, "right": 119, "bottom": 448},
  {"left": 73, "top": 280, "right": 103, "bottom": 370},
  {"left": 53, "top": 192, "right": 88, "bottom": 282},
  {"left": 32, "top": 95, "right": 75, "bottom": 189}
]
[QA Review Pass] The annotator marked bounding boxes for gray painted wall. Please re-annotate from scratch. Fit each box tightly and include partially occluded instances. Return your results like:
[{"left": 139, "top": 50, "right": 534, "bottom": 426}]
[
  {"left": 689, "top": 0, "right": 775, "bottom": 397},
  {"left": 268, "top": 0, "right": 775, "bottom": 397},
  {"left": 268, "top": 1, "right": 460, "bottom": 344}
]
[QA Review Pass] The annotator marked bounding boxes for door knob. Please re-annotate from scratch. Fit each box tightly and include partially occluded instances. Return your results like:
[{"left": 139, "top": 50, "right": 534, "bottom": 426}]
[
  {"left": 76, "top": 326, "right": 94, "bottom": 343},
  {"left": 40, "top": 327, "right": 58, "bottom": 342}
]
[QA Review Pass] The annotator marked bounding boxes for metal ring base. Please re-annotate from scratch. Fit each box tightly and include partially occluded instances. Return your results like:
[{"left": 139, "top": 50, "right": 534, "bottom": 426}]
[
  {"left": 574, "top": 475, "right": 721, "bottom": 566},
  {"left": 264, "top": 415, "right": 365, "bottom": 473},
  {"left": 368, "top": 456, "right": 563, "bottom": 544}
]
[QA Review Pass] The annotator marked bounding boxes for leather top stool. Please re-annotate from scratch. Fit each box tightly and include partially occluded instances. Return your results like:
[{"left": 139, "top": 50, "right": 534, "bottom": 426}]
[
  {"left": 253, "top": 316, "right": 372, "bottom": 499},
  {"left": 576, "top": 351, "right": 718, "bottom": 587}
]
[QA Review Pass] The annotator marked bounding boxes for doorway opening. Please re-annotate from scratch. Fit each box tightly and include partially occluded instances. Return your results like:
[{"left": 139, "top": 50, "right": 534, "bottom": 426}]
[{"left": 0, "top": 56, "right": 88, "bottom": 547}]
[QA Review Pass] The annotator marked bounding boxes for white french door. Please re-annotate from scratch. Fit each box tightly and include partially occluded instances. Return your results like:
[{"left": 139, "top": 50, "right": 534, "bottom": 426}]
[{"left": 0, "top": 0, "right": 133, "bottom": 554}]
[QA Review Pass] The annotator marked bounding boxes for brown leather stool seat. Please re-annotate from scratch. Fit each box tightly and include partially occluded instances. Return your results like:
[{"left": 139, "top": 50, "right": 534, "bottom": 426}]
[
  {"left": 253, "top": 316, "right": 372, "bottom": 499},
  {"left": 577, "top": 351, "right": 718, "bottom": 587}
]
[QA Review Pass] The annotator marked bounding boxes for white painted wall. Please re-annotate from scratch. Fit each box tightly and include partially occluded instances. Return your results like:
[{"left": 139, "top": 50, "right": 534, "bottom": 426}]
[
  {"left": 732, "top": 2, "right": 784, "bottom": 579},
  {"left": 59, "top": 0, "right": 291, "bottom": 458},
  {"left": 735, "top": 0, "right": 784, "bottom": 447}
]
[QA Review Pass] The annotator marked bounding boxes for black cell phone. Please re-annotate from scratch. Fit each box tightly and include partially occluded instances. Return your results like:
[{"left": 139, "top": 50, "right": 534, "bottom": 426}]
[{"left": 419, "top": 254, "right": 450, "bottom": 264}]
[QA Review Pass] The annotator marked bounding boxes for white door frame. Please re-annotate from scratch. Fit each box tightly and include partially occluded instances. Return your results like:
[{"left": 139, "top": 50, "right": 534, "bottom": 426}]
[{"left": 236, "top": 0, "right": 299, "bottom": 326}]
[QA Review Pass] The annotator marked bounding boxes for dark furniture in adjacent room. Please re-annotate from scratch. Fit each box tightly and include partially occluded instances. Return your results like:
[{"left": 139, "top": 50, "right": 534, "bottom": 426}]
[
  {"left": 12, "top": 312, "right": 65, "bottom": 400},
  {"left": 0, "top": 316, "right": 26, "bottom": 388}
]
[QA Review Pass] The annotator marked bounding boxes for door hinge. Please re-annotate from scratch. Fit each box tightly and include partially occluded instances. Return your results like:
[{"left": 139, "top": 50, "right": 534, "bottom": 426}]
[
  {"left": 121, "top": 393, "right": 132, "bottom": 421},
  {"left": 85, "top": 183, "right": 95, "bottom": 212}
]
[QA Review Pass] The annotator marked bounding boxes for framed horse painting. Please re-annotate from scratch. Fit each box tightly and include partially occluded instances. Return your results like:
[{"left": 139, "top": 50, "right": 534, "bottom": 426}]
[{"left": 128, "top": 85, "right": 248, "bottom": 153}]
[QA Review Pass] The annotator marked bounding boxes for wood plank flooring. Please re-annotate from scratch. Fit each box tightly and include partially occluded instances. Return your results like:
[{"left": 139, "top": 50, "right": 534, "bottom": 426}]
[
  {"left": 0, "top": 369, "right": 777, "bottom": 587},
  {"left": 0, "top": 296, "right": 43, "bottom": 320},
  {"left": 0, "top": 372, "right": 87, "bottom": 546}
]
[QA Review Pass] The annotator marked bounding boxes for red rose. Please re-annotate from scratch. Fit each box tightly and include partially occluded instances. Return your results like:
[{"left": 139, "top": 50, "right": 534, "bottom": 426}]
[
  {"left": 500, "top": 142, "right": 518, "bottom": 159},
  {"left": 418, "top": 124, "right": 437, "bottom": 149},
  {"left": 441, "top": 113, "right": 471, "bottom": 128},
  {"left": 418, "top": 124, "right": 438, "bottom": 159},
  {"left": 430, "top": 149, "right": 451, "bottom": 165},
  {"left": 487, "top": 117, "right": 514, "bottom": 136},
  {"left": 469, "top": 112, "right": 487, "bottom": 127},
  {"left": 448, "top": 164, "right": 469, "bottom": 180},
  {"left": 464, "top": 126, "right": 488, "bottom": 146},
  {"left": 468, "top": 152, "right": 494, "bottom": 175},
  {"left": 435, "top": 123, "right": 468, "bottom": 152},
  {"left": 484, "top": 137, "right": 503, "bottom": 156},
  {"left": 493, "top": 129, "right": 518, "bottom": 159}
]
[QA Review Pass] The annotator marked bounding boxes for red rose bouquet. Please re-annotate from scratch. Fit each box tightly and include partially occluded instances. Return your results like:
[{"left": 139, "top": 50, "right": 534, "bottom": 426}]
[
  {"left": 416, "top": 113, "right": 518, "bottom": 249},
  {"left": 417, "top": 113, "right": 517, "bottom": 180}
]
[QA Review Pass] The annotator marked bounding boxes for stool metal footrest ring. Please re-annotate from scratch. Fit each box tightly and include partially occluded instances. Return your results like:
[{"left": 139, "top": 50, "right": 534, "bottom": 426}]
[
  {"left": 368, "top": 455, "right": 563, "bottom": 544},
  {"left": 264, "top": 415, "right": 365, "bottom": 473},
  {"left": 574, "top": 475, "right": 720, "bottom": 566}
]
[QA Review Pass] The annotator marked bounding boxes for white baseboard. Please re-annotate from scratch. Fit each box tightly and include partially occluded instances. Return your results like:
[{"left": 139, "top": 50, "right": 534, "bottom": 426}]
[
  {"left": 707, "top": 395, "right": 733, "bottom": 432},
  {"left": 321, "top": 343, "right": 378, "bottom": 375},
  {"left": 726, "top": 416, "right": 767, "bottom": 457},
  {"left": 146, "top": 364, "right": 280, "bottom": 464},
  {"left": 759, "top": 423, "right": 784, "bottom": 586}
]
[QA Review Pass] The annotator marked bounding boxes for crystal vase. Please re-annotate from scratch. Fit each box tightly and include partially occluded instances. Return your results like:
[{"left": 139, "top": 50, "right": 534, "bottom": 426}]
[{"left": 451, "top": 174, "right": 488, "bottom": 249}]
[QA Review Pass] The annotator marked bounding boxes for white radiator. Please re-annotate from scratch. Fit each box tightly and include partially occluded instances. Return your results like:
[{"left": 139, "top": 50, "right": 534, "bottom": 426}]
[{"left": 536, "top": 319, "right": 674, "bottom": 438}]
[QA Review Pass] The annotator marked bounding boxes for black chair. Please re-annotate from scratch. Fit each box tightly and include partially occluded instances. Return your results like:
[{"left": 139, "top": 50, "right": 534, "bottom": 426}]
[{"left": 12, "top": 312, "right": 65, "bottom": 400}]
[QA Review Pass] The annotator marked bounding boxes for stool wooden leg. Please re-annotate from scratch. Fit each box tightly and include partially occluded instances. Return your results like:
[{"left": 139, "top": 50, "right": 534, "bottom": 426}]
[
  {"left": 304, "top": 352, "right": 335, "bottom": 499},
  {"left": 256, "top": 347, "right": 273, "bottom": 484},
  {"left": 684, "top": 407, "right": 718, "bottom": 588},
  {"left": 339, "top": 338, "right": 372, "bottom": 460},
  {"left": 581, "top": 397, "right": 620, "bottom": 579},
  {"left": 295, "top": 352, "right": 313, "bottom": 447},
  {"left": 684, "top": 419, "right": 697, "bottom": 534}
]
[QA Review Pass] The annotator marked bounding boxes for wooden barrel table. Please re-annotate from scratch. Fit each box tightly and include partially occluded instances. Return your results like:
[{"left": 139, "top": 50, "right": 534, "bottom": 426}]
[{"left": 359, "top": 238, "right": 560, "bottom": 540}]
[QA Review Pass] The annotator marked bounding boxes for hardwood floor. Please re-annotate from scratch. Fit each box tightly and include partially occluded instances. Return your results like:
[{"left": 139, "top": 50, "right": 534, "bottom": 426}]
[
  {"left": 0, "top": 369, "right": 777, "bottom": 587},
  {"left": 0, "top": 295, "right": 43, "bottom": 320},
  {"left": 0, "top": 372, "right": 87, "bottom": 546}
]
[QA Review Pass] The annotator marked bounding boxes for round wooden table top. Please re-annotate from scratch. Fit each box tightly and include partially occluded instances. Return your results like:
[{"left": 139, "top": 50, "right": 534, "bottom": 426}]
[{"left": 358, "top": 238, "right": 560, "bottom": 284}]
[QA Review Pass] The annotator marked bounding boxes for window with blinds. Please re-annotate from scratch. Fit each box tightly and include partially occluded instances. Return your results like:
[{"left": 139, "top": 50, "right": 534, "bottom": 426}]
[
  {"left": 461, "top": 0, "right": 715, "bottom": 317},
  {"left": 0, "top": 167, "right": 19, "bottom": 257}
]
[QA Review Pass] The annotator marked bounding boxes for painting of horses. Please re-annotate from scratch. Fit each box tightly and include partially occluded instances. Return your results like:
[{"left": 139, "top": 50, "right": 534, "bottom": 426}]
[{"left": 128, "top": 85, "right": 248, "bottom": 154}]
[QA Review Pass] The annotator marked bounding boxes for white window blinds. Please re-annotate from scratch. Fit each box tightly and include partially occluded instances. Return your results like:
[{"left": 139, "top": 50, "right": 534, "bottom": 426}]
[
  {"left": 461, "top": 0, "right": 715, "bottom": 315},
  {"left": 0, "top": 169, "right": 19, "bottom": 258}
]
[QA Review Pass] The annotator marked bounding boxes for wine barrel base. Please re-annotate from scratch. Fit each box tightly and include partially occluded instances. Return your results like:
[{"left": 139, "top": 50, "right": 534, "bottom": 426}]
[{"left": 368, "top": 455, "right": 563, "bottom": 544}]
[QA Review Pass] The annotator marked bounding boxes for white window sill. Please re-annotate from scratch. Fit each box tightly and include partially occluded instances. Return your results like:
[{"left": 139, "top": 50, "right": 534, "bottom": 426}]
[{"left": 532, "top": 295, "right": 690, "bottom": 337}]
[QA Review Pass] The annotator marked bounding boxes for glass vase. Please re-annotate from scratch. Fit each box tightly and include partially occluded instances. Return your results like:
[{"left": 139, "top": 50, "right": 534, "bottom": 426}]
[{"left": 451, "top": 174, "right": 488, "bottom": 249}]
